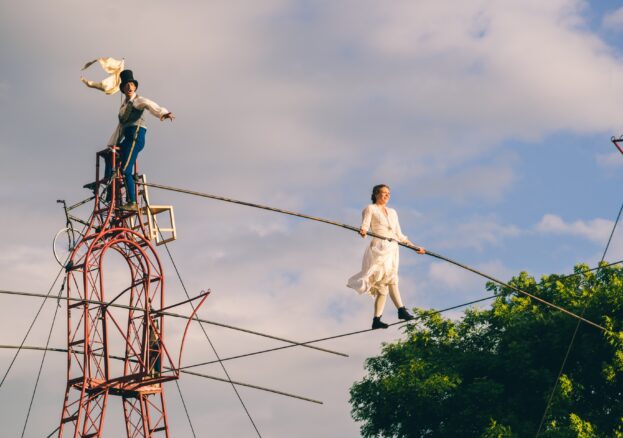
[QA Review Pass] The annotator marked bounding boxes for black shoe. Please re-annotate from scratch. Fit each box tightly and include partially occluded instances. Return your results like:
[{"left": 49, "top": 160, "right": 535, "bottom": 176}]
[
  {"left": 372, "top": 316, "right": 389, "bottom": 330},
  {"left": 398, "top": 307, "right": 415, "bottom": 321},
  {"left": 83, "top": 181, "right": 97, "bottom": 191}
]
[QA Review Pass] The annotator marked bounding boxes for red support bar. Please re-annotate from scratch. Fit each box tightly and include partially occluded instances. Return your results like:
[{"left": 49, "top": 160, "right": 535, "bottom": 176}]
[
  {"left": 611, "top": 136, "right": 623, "bottom": 156},
  {"left": 59, "top": 150, "right": 179, "bottom": 438},
  {"left": 177, "top": 291, "right": 211, "bottom": 372}
]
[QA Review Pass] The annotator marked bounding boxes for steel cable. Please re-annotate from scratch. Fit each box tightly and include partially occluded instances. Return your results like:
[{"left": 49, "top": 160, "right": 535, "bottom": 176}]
[
  {"left": 535, "top": 199, "right": 623, "bottom": 436},
  {"left": 158, "top": 230, "right": 264, "bottom": 437},
  {"left": 0, "top": 265, "right": 65, "bottom": 390},
  {"left": 20, "top": 279, "right": 65, "bottom": 437},
  {"left": 141, "top": 181, "right": 608, "bottom": 333}
]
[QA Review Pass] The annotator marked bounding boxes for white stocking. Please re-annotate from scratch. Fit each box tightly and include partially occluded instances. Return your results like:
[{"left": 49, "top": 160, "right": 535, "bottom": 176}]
[
  {"left": 388, "top": 284, "right": 404, "bottom": 309},
  {"left": 374, "top": 294, "right": 387, "bottom": 317}
]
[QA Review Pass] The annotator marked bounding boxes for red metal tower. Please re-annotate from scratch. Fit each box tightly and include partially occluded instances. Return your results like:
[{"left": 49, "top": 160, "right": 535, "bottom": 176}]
[{"left": 58, "top": 148, "right": 192, "bottom": 437}]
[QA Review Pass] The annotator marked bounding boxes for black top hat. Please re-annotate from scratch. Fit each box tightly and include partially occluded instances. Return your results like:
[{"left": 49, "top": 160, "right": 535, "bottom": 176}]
[{"left": 120, "top": 70, "right": 139, "bottom": 89}]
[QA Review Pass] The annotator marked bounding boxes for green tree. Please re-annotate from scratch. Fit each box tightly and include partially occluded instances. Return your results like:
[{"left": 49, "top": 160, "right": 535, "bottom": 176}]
[{"left": 349, "top": 263, "right": 623, "bottom": 437}]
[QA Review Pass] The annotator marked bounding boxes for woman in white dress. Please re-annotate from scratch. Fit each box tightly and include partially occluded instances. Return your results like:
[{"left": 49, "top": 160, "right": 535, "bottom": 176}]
[{"left": 347, "top": 184, "right": 426, "bottom": 329}]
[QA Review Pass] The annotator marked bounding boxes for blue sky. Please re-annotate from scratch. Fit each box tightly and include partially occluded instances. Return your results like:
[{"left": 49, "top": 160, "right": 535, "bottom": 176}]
[{"left": 2, "top": 1, "right": 623, "bottom": 436}]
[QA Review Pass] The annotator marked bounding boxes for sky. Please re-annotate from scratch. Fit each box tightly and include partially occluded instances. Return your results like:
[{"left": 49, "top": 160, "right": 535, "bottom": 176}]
[{"left": 2, "top": 0, "right": 623, "bottom": 436}]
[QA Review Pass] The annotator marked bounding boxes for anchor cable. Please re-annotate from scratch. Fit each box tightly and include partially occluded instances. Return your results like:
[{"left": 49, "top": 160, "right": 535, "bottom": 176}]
[
  {"left": 175, "top": 380, "right": 198, "bottom": 438},
  {"left": 157, "top": 229, "right": 263, "bottom": 437},
  {"left": 20, "top": 279, "right": 65, "bottom": 437},
  {"left": 180, "top": 293, "right": 500, "bottom": 371},
  {"left": 535, "top": 199, "right": 623, "bottom": 436},
  {"left": 0, "top": 265, "right": 65, "bottom": 390}
]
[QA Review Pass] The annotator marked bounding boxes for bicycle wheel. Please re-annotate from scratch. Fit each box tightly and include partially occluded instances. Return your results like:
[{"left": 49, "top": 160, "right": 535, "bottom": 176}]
[{"left": 53, "top": 227, "right": 83, "bottom": 267}]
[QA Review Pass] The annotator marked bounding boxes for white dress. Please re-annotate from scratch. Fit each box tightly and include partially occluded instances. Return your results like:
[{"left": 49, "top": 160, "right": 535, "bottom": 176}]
[{"left": 347, "top": 204, "right": 409, "bottom": 297}]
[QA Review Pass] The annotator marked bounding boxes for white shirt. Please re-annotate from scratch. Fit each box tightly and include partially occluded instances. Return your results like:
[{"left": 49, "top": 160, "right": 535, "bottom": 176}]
[
  {"left": 360, "top": 204, "right": 408, "bottom": 243},
  {"left": 107, "top": 94, "right": 169, "bottom": 146}
]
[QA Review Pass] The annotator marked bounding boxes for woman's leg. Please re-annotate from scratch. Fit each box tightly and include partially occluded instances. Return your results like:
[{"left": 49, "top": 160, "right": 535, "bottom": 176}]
[
  {"left": 372, "top": 293, "right": 389, "bottom": 329},
  {"left": 390, "top": 284, "right": 415, "bottom": 321},
  {"left": 374, "top": 293, "right": 387, "bottom": 317},
  {"left": 388, "top": 284, "right": 404, "bottom": 309}
]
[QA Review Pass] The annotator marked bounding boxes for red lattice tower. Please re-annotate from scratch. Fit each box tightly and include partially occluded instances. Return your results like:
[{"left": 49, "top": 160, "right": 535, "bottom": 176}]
[{"left": 58, "top": 148, "right": 199, "bottom": 437}]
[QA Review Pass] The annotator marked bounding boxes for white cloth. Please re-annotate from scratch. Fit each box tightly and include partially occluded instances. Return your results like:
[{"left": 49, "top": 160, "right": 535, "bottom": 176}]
[
  {"left": 107, "top": 94, "right": 170, "bottom": 146},
  {"left": 80, "top": 57, "right": 124, "bottom": 95},
  {"left": 347, "top": 204, "right": 409, "bottom": 297}
]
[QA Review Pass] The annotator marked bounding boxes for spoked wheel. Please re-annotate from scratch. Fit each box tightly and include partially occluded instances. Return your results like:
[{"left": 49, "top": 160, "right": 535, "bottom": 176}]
[{"left": 53, "top": 227, "right": 83, "bottom": 267}]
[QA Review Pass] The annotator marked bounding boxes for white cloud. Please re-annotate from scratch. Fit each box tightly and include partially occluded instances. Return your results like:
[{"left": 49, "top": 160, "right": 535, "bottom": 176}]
[
  {"left": 429, "top": 262, "right": 480, "bottom": 290},
  {"left": 428, "top": 258, "right": 516, "bottom": 291},
  {"left": 476, "top": 259, "right": 518, "bottom": 283},
  {"left": 3, "top": 0, "right": 623, "bottom": 211},
  {"left": 536, "top": 213, "right": 613, "bottom": 243},
  {"left": 322, "top": 0, "right": 623, "bottom": 140},
  {"left": 432, "top": 216, "right": 521, "bottom": 251},
  {"left": 423, "top": 160, "right": 517, "bottom": 203},
  {"left": 602, "top": 7, "right": 623, "bottom": 31},
  {"left": 4, "top": 0, "right": 623, "bottom": 436}
]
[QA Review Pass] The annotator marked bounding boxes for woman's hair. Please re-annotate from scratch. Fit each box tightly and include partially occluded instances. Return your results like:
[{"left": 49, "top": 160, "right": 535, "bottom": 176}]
[{"left": 371, "top": 184, "right": 389, "bottom": 203}]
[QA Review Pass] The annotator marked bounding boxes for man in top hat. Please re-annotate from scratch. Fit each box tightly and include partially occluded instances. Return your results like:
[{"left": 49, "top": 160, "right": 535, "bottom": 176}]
[{"left": 105, "top": 69, "right": 174, "bottom": 211}]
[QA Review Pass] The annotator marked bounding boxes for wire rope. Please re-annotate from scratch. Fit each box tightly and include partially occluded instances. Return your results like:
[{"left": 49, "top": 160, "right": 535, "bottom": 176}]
[
  {"left": 20, "top": 279, "right": 65, "bottom": 437},
  {"left": 179, "top": 293, "right": 500, "bottom": 370},
  {"left": 0, "top": 292, "right": 503, "bottom": 411},
  {"left": 158, "top": 232, "right": 263, "bottom": 437},
  {"left": 0, "top": 343, "right": 322, "bottom": 404},
  {"left": 141, "top": 182, "right": 607, "bottom": 332},
  {"left": 554, "top": 259, "right": 623, "bottom": 282},
  {"left": 534, "top": 199, "right": 623, "bottom": 436},
  {"left": 0, "top": 264, "right": 65, "bottom": 390},
  {"left": 0, "top": 288, "right": 346, "bottom": 358},
  {"left": 175, "top": 380, "right": 198, "bottom": 438},
  {"left": 3, "top": 181, "right": 618, "bottom": 435}
]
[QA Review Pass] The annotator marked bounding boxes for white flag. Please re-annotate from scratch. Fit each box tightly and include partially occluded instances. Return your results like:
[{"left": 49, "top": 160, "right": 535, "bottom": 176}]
[{"left": 80, "top": 57, "right": 125, "bottom": 95}]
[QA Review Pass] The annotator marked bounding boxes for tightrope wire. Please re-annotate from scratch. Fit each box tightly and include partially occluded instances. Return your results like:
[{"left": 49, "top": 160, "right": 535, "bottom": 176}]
[{"left": 142, "top": 182, "right": 607, "bottom": 333}]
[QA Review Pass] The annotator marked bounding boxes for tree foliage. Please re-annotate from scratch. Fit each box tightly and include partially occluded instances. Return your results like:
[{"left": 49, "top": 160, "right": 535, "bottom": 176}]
[{"left": 349, "top": 263, "right": 623, "bottom": 437}]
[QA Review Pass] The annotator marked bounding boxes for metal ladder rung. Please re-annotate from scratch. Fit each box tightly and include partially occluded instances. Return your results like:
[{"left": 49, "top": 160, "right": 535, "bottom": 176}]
[
  {"left": 68, "top": 376, "right": 84, "bottom": 385},
  {"left": 66, "top": 263, "right": 84, "bottom": 272},
  {"left": 61, "top": 414, "right": 79, "bottom": 423}
]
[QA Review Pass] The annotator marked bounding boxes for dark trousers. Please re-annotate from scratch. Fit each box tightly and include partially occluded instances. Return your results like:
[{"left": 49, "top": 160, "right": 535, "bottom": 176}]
[{"left": 104, "top": 125, "right": 146, "bottom": 203}]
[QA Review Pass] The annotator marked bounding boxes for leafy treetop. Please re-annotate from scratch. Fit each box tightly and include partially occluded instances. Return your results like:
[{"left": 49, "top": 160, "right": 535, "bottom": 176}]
[{"left": 349, "top": 263, "right": 623, "bottom": 437}]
